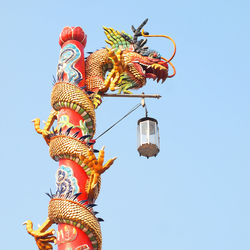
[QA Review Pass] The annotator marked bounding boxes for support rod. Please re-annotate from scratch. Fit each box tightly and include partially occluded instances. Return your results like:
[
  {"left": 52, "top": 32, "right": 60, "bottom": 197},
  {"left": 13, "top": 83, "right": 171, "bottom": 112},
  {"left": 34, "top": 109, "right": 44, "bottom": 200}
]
[{"left": 102, "top": 93, "right": 162, "bottom": 99}]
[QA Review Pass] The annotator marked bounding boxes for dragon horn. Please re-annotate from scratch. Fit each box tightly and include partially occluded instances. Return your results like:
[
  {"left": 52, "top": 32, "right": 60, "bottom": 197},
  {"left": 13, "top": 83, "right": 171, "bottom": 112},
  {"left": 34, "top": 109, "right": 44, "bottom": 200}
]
[{"left": 131, "top": 19, "right": 149, "bottom": 43}]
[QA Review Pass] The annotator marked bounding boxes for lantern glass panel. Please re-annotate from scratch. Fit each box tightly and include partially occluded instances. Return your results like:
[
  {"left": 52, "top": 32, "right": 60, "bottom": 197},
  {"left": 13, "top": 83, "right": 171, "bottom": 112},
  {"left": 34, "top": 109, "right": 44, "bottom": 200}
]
[
  {"left": 137, "top": 120, "right": 150, "bottom": 146},
  {"left": 137, "top": 124, "right": 141, "bottom": 147},
  {"left": 148, "top": 120, "right": 159, "bottom": 146}
]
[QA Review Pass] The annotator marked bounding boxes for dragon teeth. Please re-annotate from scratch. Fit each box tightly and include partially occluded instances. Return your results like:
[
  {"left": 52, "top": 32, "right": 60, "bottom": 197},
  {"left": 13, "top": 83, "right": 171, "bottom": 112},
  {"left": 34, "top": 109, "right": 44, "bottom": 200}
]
[{"left": 162, "top": 76, "right": 167, "bottom": 83}]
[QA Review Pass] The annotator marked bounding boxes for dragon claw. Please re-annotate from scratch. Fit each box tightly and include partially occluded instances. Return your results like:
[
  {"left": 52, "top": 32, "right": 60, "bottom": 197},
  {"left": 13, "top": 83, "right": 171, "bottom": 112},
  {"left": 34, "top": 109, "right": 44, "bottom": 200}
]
[
  {"left": 81, "top": 147, "right": 117, "bottom": 197},
  {"left": 32, "top": 110, "right": 58, "bottom": 145},
  {"left": 91, "top": 93, "right": 102, "bottom": 109},
  {"left": 24, "top": 218, "right": 55, "bottom": 250},
  {"left": 117, "top": 83, "right": 133, "bottom": 94}
]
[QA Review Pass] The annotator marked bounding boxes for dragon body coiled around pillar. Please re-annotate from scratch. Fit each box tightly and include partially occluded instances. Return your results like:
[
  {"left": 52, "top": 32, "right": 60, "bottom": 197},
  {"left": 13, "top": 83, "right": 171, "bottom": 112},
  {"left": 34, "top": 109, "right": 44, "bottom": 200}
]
[{"left": 24, "top": 19, "right": 175, "bottom": 250}]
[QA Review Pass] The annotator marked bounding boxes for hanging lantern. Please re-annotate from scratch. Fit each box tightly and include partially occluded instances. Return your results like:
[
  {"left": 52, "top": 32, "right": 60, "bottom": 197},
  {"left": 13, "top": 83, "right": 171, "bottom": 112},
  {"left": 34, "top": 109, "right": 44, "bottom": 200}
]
[{"left": 137, "top": 117, "right": 160, "bottom": 158}]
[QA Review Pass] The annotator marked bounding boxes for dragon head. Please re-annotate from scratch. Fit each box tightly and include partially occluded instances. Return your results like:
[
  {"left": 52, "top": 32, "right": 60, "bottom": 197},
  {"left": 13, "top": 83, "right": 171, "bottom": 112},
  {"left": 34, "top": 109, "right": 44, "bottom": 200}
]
[{"left": 103, "top": 19, "right": 175, "bottom": 94}]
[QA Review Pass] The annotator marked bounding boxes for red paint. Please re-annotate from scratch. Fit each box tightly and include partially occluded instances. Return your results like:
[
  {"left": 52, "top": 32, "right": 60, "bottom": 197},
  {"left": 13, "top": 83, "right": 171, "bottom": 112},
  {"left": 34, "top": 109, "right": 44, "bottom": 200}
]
[
  {"left": 57, "top": 27, "right": 95, "bottom": 250},
  {"left": 57, "top": 224, "right": 93, "bottom": 250},
  {"left": 59, "top": 26, "right": 87, "bottom": 87},
  {"left": 158, "top": 60, "right": 169, "bottom": 69},
  {"left": 57, "top": 108, "right": 96, "bottom": 145},
  {"left": 59, "top": 27, "right": 87, "bottom": 47},
  {"left": 61, "top": 40, "right": 86, "bottom": 87},
  {"left": 58, "top": 108, "right": 86, "bottom": 137},
  {"left": 59, "top": 159, "right": 88, "bottom": 202}
]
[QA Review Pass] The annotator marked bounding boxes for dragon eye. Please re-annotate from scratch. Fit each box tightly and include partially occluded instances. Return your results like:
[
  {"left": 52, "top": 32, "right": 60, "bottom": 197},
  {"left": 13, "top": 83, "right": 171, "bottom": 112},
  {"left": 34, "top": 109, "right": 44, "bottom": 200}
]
[{"left": 149, "top": 52, "right": 159, "bottom": 58}]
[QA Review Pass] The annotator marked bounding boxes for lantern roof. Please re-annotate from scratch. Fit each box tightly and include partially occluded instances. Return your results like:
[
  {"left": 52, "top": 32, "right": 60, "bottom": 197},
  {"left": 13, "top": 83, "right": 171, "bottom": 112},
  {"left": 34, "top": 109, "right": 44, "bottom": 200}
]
[{"left": 137, "top": 117, "right": 158, "bottom": 125}]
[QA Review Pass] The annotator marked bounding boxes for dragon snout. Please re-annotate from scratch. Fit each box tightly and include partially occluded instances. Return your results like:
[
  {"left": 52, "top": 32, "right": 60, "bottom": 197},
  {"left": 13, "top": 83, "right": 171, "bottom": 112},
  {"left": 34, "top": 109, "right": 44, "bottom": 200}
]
[{"left": 158, "top": 60, "right": 168, "bottom": 69}]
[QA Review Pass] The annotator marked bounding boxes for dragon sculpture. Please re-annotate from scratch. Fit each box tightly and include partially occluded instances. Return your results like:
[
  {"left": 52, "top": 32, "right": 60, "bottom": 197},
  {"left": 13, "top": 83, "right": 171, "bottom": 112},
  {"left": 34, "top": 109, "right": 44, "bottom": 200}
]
[
  {"left": 24, "top": 19, "right": 175, "bottom": 250},
  {"left": 85, "top": 18, "right": 175, "bottom": 107}
]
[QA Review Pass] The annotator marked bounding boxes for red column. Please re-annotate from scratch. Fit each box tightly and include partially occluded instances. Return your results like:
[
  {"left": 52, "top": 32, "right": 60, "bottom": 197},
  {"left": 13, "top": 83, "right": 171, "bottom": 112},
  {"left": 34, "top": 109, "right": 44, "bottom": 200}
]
[
  {"left": 55, "top": 27, "right": 95, "bottom": 250},
  {"left": 58, "top": 26, "right": 87, "bottom": 87}
]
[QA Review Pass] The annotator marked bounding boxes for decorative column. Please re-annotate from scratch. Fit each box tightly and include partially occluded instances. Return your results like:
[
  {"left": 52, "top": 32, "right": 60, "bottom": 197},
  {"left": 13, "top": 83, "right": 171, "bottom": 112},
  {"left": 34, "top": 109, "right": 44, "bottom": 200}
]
[
  {"left": 24, "top": 19, "right": 175, "bottom": 250},
  {"left": 25, "top": 26, "right": 115, "bottom": 250},
  {"left": 51, "top": 27, "right": 97, "bottom": 250}
]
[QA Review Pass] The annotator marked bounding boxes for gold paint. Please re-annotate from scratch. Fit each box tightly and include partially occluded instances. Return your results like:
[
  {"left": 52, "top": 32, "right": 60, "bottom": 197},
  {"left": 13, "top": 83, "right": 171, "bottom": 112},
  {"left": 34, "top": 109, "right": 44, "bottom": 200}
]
[{"left": 23, "top": 218, "right": 56, "bottom": 250}]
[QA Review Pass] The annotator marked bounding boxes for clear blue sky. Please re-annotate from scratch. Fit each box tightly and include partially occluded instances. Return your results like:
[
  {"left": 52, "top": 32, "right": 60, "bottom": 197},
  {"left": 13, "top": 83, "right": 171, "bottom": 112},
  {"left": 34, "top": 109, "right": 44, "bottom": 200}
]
[{"left": 1, "top": 1, "right": 250, "bottom": 249}]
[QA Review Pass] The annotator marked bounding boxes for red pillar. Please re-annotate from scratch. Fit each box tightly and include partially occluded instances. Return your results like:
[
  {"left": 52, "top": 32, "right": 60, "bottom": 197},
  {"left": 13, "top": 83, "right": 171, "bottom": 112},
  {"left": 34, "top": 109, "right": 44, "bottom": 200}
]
[{"left": 52, "top": 27, "right": 97, "bottom": 250}]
